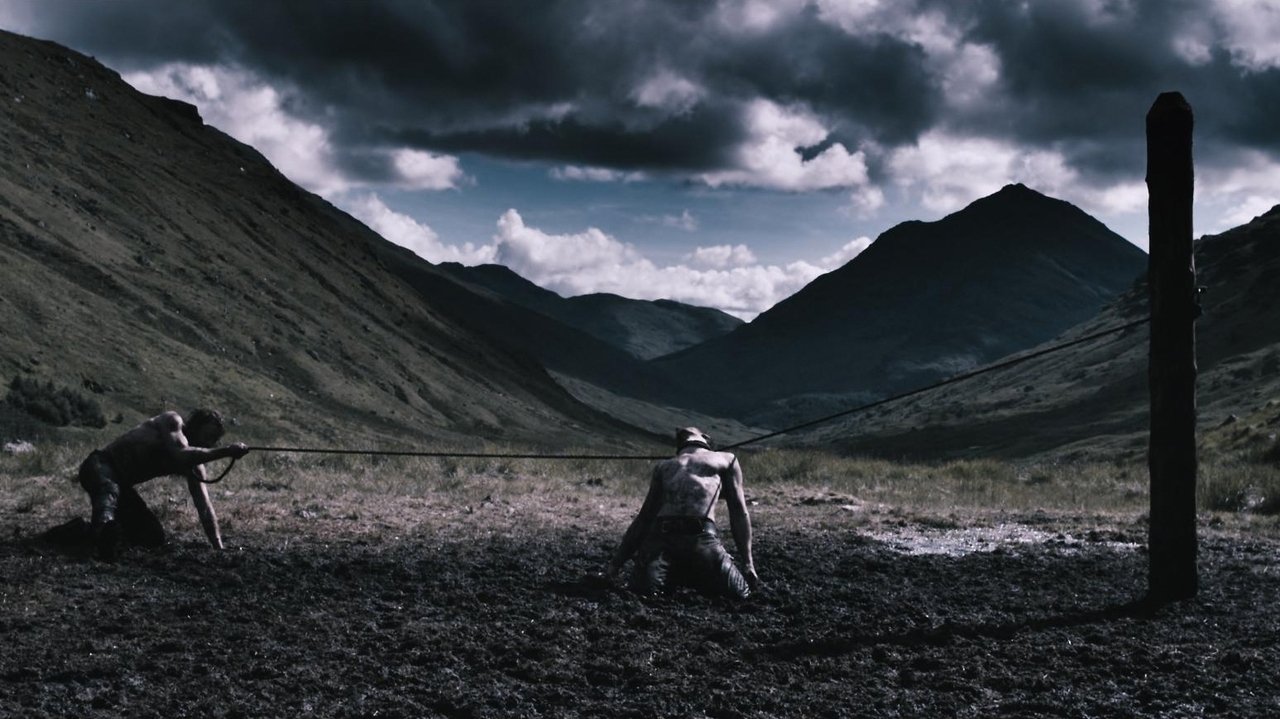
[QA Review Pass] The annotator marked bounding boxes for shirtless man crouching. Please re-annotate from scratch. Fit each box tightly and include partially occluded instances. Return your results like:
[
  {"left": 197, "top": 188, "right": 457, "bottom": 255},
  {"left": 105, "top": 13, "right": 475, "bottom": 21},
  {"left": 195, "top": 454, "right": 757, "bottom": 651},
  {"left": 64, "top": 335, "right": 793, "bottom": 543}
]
[
  {"left": 605, "top": 427, "right": 759, "bottom": 599},
  {"left": 77, "top": 409, "right": 249, "bottom": 560}
]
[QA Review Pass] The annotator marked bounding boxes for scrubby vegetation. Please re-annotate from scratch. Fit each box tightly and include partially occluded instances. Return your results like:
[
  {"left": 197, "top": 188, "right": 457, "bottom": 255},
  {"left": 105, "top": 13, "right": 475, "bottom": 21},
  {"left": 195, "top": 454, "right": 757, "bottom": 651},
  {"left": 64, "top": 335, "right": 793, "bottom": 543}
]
[{"left": 3, "top": 376, "right": 106, "bottom": 429}]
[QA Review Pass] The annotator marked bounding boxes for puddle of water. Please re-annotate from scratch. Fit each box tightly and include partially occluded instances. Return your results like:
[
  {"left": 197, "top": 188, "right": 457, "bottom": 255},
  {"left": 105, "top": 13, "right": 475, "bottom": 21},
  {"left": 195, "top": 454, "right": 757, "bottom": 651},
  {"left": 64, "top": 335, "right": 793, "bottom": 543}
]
[{"left": 875, "top": 524, "right": 1142, "bottom": 557}]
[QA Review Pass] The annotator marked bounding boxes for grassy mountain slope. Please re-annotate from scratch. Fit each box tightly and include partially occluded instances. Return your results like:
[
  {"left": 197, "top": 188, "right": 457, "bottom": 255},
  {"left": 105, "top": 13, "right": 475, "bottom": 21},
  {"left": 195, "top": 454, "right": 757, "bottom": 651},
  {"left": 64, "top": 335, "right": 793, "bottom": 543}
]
[
  {"left": 435, "top": 262, "right": 743, "bottom": 360},
  {"left": 0, "top": 30, "right": 651, "bottom": 449},
  {"left": 656, "top": 184, "right": 1147, "bottom": 427},
  {"left": 798, "top": 205, "right": 1280, "bottom": 460}
]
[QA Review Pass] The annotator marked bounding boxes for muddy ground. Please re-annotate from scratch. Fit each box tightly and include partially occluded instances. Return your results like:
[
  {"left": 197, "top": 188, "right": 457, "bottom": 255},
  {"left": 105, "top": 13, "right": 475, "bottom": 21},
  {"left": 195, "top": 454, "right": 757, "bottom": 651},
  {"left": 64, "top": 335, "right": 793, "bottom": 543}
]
[{"left": 2, "top": 490, "right": 1278, "bottom": 718}]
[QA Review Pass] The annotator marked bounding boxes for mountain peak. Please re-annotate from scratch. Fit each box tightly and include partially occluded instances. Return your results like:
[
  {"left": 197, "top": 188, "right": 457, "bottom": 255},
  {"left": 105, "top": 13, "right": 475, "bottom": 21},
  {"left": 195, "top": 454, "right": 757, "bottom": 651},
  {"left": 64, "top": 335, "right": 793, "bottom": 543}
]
[
  {"left": 998, "top": 182, "right": 1034, "bottom": 195},
  {"left": 975, "top": 182, "right": 1060, "bottom": 209}
]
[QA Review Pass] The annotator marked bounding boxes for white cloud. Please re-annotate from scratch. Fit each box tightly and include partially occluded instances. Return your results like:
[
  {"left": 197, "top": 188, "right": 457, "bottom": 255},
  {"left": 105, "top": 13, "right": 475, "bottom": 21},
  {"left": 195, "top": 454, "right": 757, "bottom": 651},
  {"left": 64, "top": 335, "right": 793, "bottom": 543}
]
[
  {"left": 1198, "top": 150, "right": 1280, "bottom": 232},
  {"left": 550, "top": 165, "right": 647, "bottom": 183},
  {"left": 886, "top": 130, "right": 1076, "bottom": 213},
  {"left": 347, "top": 193, "right": 495, "bottom": 265},
  {"left": 1219, "top": 194, "right": 1279, "bottom": 227},
  {"left": 636, "top": 209, "right": 699, "bottom": 231},
  {"left": 1094, "top": 182, "right": 1147, "bottom": 215},
  {"left": 883, "top": 130, "right": 1166, "bottom": 247},
  {"left": 819, "top": 236, "right": 873, "bottom": 268},
  {"left": 632, "top": 70, "right": 705, "bottom": 115},
  {"left": 814, "top": 3, "right": 1001, "bottom": 113},
  {"left": 849, "top": 185, "right": 886, "bottom": 218},
  {"left": 1211, "top": 0, "right": 1280, "bottom": 71},
  {"left": 126, "top": 64, "right": 351, "bottom": 196},
  {"left": 392, "top": 149, "right": 468, "bottom": 191},
  {"left": 490, "top": 209, "right": 866, "bottom": 319},
  {"left": 494, "top": 209, "right": 650, "bottom": 283},
  {"left": 700, "top": 99, "right": 871, "bottom": 192},
  {"left": 0, "top": 3, "right": 39, "bottom": 35},
  {"left": 940, "top": 42, "right": 1002, "bottom": 109},
  {"left": 688, "top": 244, "right": 757, "bottom": 268},
  {"left": 1167, "top": 1, "right": 1280, "bottom": 71},
  {"left": 123, "top": 63, "right": 468, "bottom": 198},
  {"left": 666, "top": 210, "right": 699, "bottom": 231},
  {"left": 716, "top": 0, "right": 808, "bottom": 32}
]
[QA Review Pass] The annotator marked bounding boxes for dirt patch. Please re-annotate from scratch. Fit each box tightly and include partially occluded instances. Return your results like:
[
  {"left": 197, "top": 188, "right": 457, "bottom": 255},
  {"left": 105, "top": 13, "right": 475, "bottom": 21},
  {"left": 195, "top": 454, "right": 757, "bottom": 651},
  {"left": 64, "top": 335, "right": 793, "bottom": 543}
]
[{"left": 2, "top": 497, "right": 1279, "bottom": 718}]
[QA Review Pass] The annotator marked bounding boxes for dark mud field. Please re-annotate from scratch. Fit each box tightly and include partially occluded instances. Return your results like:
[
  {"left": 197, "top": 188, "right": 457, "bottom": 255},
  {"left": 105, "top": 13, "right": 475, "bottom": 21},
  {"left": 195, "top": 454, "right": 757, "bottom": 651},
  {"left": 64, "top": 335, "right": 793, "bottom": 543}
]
[{"left": 2, "top": 501, "right": 1279, "bottom": 719}]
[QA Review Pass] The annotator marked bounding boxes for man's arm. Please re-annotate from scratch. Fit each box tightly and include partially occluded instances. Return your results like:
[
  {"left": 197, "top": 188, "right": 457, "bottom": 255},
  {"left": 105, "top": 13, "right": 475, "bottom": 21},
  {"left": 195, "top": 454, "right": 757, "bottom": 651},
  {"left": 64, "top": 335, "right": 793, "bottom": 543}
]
[
  {"left": 606, "top": 468, "right": 664, "bottom": 577},
  {"left": 156, "top": 413, "right": 248, "bottom": 470},
  {"left": 723, "top": 456, "right": 758, "bottom": 589},
  {"left": 172, "top": 442, "right": 249, "bottom": 470},
  {"left": 187, "top": 466, "right": 224, "bottom": 549}
]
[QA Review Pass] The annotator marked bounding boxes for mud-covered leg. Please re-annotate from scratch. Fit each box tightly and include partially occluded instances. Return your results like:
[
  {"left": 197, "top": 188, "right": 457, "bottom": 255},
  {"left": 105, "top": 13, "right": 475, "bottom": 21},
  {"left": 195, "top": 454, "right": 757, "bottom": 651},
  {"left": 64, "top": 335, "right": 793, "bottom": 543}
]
[
  {"left": 117, "top": 485, "right": 166, "bottom": 548},
  {"left": 695, "top": 533, "right": 751, "bottom": 600},
  {"left": 630, "top": 547, "right": 670, "bottom": 596},
  {"left": 78, "top": 455, "right": 121, "bottom": 561}
]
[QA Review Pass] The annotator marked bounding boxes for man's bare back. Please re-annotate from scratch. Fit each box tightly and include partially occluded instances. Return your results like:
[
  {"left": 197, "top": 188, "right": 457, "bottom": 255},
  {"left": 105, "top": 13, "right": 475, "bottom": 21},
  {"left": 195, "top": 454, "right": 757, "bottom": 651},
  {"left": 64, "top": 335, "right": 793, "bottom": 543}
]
[
  {"left": 606, "top": 427, "right": 759, "bottom": 598},
  {"left": 652, "top": 448, "right": 739, "bottom": 521},
  {"left": 101, "top": 412, "right": 233, "bottom": 485}
]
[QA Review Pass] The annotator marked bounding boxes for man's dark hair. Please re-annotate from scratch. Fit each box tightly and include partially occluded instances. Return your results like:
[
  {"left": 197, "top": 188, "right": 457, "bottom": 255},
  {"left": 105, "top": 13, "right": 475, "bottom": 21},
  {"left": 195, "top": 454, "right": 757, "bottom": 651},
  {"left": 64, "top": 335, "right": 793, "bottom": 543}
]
[
  {"left": 184, "top": 408, "right": 225, "bottom": 447},
  {"left": 675, "top": 426, "right": 712, "bottom": 451}
]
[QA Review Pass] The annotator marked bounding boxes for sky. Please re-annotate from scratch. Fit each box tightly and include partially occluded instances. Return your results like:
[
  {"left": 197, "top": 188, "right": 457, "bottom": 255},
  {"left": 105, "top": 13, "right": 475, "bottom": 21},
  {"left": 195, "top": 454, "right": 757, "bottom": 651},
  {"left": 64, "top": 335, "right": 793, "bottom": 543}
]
[{"left": 3, "top": 0, "right": 1279, "bottom": 319}]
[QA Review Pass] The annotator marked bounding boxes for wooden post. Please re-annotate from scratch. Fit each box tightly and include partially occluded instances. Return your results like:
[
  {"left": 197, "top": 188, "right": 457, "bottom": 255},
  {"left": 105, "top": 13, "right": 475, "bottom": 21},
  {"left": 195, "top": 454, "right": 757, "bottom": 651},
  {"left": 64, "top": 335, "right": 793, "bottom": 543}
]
[{"left": 1146, "top": 91, "right": 1198, "bottom": 602}]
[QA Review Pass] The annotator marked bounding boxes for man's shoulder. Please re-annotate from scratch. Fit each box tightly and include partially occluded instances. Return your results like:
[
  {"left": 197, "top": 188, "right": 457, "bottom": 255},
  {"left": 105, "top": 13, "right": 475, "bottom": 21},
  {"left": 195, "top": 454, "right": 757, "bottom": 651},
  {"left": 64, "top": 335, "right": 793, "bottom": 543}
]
[
  {"left": 664, "top": 448, "right": 737, "bottom": 465},
  {"left": 146, "top": 411, "right": 184, "bottom": 432},
  {"left": 716, "top": 451, "right": 740, "bottom": 473}
]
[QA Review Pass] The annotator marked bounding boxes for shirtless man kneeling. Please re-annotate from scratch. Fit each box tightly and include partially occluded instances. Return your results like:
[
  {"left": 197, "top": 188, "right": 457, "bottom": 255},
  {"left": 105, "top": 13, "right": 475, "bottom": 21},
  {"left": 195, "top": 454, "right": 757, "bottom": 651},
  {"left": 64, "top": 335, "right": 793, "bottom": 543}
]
[
  {"left": 605, "top": 427, "right": 759, "bottom": 599},
  {"left": 77, "top": 409, "right": 249, "bottom": 560}
]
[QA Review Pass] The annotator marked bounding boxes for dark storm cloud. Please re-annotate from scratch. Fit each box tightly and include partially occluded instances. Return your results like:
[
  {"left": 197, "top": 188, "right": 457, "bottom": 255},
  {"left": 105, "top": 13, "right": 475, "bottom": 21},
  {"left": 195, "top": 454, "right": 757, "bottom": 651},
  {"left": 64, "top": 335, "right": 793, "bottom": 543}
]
[
  {"left": 13, "top": 0, "right": 938, "bottom": 176},
  {"left": 10, "top": 0, "right": 1280, "bottom": 185},
  {"left": 939, "top": 0, "right": 1280, "bottom": 179},
  {"left": 390, "top": 105, "right": 747, "bottom": 172},
  {"left": 700, "top": 8, "right": 939, "bottom": 145}
]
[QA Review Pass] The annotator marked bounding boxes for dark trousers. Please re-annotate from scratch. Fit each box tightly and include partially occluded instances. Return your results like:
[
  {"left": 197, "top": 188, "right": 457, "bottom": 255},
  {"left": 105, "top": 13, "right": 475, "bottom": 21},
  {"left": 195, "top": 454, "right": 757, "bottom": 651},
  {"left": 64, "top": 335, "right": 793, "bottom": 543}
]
[
  {"left": 630, "top": 517, "right": 751, "bottom": 600},
  {"left": 77, "top": 452, "right": 165, "bottom": 551}
]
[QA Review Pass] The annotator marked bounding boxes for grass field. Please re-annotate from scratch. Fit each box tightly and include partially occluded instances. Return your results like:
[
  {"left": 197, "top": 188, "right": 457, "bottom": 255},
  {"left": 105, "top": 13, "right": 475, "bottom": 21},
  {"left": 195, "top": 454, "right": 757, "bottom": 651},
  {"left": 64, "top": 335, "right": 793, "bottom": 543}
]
[{"left": 6, "top": 440, "right": 1279, "bottom": 532}]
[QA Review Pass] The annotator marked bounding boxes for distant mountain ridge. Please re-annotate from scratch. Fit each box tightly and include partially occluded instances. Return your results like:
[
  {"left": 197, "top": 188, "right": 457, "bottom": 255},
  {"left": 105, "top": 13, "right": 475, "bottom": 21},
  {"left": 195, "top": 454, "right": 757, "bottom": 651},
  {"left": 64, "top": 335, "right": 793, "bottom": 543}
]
[
  {"left": 435, "top": 263, "right": 743, "bottom": 360},
  {"left": 656, "top": 184, "right": 1148, "bottom": 427}
]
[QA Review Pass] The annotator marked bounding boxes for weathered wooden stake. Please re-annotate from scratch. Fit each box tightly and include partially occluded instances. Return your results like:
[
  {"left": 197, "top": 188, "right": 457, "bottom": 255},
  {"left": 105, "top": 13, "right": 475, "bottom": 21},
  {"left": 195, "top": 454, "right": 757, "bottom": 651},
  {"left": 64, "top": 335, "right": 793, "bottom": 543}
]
[{"left": 1146, "top": 91, "right": 1198, "bottom": 602}]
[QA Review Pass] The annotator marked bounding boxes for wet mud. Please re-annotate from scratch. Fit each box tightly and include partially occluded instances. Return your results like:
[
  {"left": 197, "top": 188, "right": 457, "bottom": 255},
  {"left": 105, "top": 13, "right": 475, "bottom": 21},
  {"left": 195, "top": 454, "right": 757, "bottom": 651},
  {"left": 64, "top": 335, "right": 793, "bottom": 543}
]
[{"left": 2, "top": 510, "right": 1278, "bottom": 718}]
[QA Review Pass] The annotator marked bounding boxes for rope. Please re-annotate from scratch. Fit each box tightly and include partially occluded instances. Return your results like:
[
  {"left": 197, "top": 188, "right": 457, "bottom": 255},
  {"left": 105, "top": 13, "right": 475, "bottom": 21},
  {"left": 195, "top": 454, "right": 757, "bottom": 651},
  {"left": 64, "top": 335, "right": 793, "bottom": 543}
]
[
  {"left": 241, "top": 317, "right": 1150, "bottom": 461},
  {"left": 244, "top": 446, "right": 667, "bottom": 461},
  {"left": 199, "top": 456, "right": 240, "bottom": 484}
]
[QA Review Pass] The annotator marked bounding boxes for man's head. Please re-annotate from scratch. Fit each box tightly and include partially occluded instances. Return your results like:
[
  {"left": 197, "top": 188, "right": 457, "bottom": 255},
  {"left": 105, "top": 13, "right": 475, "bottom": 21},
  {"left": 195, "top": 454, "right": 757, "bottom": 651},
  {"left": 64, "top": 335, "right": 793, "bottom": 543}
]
[
  {"left": 675, "top": 426, "right": 712, "bottom": 452},
  {"left": 184, "top": 408, "right": 226, "bottom": 448}
]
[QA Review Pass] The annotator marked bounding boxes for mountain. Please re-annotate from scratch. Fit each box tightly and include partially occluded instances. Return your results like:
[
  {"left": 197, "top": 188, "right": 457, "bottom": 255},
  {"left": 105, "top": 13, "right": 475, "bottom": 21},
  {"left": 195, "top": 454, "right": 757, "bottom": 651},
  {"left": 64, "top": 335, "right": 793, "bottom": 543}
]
[
  {"left": 0, "top": 30, "right": 650, "bottom": 448},
  {"left": 655, "top": 184, "right": 1148, "bottom": 427},
  {"left": 369, "top": 247, "right": 736, "bottom": 420},
  {"left": 434, "top": 262, "right": 743, "bottom": 360},
  {"left": 796, "top": 204, "right": 1280, "bottom": 461}
]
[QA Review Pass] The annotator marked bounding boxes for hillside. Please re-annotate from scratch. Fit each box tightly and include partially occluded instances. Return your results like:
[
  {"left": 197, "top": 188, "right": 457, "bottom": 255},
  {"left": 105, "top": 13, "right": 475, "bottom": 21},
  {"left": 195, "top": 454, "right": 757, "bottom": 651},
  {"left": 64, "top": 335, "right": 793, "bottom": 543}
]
[
  {"left": 656, "top": 184, "right": 1147, "bottom": 427},
  {"left": 0, "top": 30, "right": 651, "bottom": 449},
  {"left": 796, "top": 204, "right": 1280, "bottom": 460},
  {"left": 436, "top": 263, "right": 743, "bottom": 360}
]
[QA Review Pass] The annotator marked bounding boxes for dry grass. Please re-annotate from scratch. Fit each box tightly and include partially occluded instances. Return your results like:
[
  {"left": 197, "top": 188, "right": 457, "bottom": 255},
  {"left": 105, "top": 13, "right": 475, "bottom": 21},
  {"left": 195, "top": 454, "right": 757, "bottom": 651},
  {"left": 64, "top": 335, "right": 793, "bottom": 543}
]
[
  {"left": 5, "top": 441, "right": 1280, "bottom": 547},
  {"left": 744, "top": 450, "right": 1151, "bottom": 514}
]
